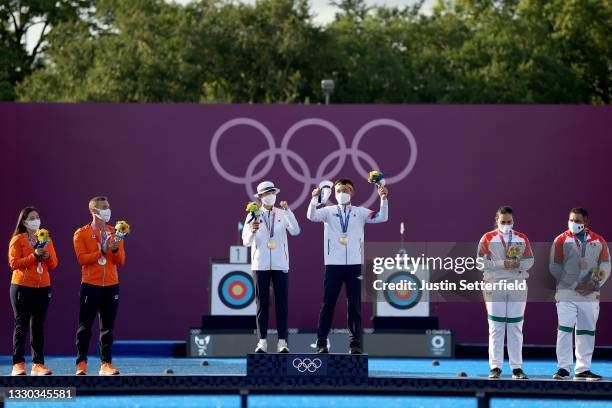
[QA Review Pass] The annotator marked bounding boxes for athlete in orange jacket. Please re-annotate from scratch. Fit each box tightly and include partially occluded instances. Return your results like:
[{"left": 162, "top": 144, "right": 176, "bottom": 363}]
[
  {"left": 73, "top": 195, "right": 126, "bottom": 376},
  {"left": 8, "top": 207, "right": 57, "bottom": 376}
]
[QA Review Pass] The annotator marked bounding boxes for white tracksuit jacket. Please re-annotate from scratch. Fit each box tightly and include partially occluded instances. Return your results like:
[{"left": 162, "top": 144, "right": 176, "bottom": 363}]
[
  {"left": 242, "top": 207, "right": 300, "bottom": 271},
  {"left": 306, "top": 197, "right": 388, "bottom": 265}
]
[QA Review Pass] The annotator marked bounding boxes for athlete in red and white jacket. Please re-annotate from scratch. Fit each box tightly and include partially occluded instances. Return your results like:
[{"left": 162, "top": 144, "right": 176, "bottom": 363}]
[
  {"left": 549, "top": 207, "right": 610, "bottom": 381},
  {"left": 477, "top": 206, "right": 533, "bottom": 380}
]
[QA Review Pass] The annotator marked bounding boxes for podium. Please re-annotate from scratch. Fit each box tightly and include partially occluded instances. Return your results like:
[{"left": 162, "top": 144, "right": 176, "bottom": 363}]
[{"left": 247, "top": 353, "right": 368, "bottom": 378}]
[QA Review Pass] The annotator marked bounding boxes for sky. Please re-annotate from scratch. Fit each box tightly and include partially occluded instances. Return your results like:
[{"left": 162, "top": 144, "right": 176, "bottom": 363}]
[
  {"left": 172, "top": 0, "right": 438, "bottom": 25},
  {"left": 25, "top": 0, "right": 438, "bottom": 53}
]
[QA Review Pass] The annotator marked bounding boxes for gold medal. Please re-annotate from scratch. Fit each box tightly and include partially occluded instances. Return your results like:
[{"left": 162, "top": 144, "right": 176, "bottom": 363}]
[
  {"left": 267, "top": 240, "right": 277, "bottom": 249},
  {"left": 339, "top": 235, "right": 349, "bottom": 245}
]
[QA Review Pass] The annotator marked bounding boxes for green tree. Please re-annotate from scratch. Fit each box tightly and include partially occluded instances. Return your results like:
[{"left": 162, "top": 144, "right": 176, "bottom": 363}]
[{"left": 0, "top": 0, "right": 92, "bottom": 100}]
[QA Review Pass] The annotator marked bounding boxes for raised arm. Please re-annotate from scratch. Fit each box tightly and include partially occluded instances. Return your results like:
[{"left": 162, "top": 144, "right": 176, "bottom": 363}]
[
  {"left": 242, "top": 214, "right": 257, "bottom": 247},
  {"left": 306, "top": 188, "right": 328, "bottom": 223},
  {"left": 282, "top": 206, "right": 301, "bottom": 236}
]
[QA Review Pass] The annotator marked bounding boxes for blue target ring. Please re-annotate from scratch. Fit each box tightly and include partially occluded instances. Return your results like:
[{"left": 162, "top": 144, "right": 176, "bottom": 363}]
[
  {"left": 383, "top": 272, "right": 422, "bottom": 310},
  {"left": 218, "top": 271, "right": 255, "bottom": 309}
]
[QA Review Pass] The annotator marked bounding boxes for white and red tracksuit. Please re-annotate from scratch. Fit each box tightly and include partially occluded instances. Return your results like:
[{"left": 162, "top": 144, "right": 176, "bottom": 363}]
[
  {"left": 549, "top": 229, "right": 610, "bottom": 374},
  {"left": 478, "top": 229, "right": 534, "bottom": 370}
]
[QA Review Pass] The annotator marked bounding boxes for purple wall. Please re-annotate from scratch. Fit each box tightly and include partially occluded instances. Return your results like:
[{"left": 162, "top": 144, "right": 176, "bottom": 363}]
[{"left": 1, "top": 103, "right": 611, "bottom": 355}]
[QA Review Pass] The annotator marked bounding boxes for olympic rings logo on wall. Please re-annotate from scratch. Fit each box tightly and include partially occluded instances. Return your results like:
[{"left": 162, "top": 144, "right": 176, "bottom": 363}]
[{"left": 210, "top": 117, "right": 418, "bottom": 209}]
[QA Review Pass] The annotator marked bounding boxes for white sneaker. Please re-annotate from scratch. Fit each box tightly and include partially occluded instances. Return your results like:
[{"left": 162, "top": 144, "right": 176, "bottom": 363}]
[
  {"left": 255, "top": 339, "right": 267, "bottom": 353},
  {"left": 277, "top": 339, "right": 289, "bottom": 353}
]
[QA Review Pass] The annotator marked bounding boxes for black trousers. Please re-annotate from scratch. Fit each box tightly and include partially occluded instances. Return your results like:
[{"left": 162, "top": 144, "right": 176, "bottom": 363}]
[
  {"left": 75, "top": 283, "right": 119, "bottom": 364},
  {"left": 317, "top": 264, "right": 363, "bottom": 347},
  {"left": 10, "top": 284, "right": 51, "bottom": 365},
  {"left": 254, "top": 270, "right": 288, "bottom": 340}
]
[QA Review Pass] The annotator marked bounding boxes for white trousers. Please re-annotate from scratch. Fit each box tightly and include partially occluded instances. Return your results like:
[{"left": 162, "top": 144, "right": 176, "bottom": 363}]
[
  {"left": 485, "top": 288, "right": 527, "bottom": 370},
  {"left": 556, "top": 300, "right": 599, "bottom": 373}
]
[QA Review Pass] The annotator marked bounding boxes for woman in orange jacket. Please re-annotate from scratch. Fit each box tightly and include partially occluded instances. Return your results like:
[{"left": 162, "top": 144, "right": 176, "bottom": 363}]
[{"left": 8, "top": 207, "right": 57, "bottom": 376}]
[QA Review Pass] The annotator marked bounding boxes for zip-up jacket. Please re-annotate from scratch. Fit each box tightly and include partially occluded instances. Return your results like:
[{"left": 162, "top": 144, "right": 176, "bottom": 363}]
[
  {"left": 549, "top": 229, "right": 610, "bottom": 299},
  {"left": 477, "top": 229, "right": 534, "bottom": 282},
  {"left": 74, "top": 223, "right": 126, "bottom": 286},
  {"left": 307, "top": 197, "right": 388, "bottom": 265},
  {"left": 9, "top": 233, "right": 58, "bottom": 288},
  {"left": 242, "top": 207, "right": 300, "bottom": 271}
]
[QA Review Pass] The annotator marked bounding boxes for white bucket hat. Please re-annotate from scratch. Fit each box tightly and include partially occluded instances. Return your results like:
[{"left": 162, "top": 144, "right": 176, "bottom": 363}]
[{"left": 254, "top": 181, "right": 280, "bottom": 197}]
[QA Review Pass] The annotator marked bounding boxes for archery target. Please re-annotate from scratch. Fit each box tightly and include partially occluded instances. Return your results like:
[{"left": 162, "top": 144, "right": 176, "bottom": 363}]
[
  {"left": 211, "top": 263, "right": 256, "bottom": 315},
  {"left": 383, "top": 272, "right": 422, "bottom": 310},
  {"left": 375, "top": 267, "right": 430, "bottom": 317}
]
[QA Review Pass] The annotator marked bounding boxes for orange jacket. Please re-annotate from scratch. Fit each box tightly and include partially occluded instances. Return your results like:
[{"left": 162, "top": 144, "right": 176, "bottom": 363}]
[
  {"left": 9, "top": 233, "right": 58, "bottom": 288},
  {"left": 73, "top": 223, "right": 126, "bottom": 286}
]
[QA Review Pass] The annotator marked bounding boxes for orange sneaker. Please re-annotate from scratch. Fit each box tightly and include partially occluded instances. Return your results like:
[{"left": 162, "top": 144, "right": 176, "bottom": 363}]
[
  {"left": 11, "top": 362, "right": 26, "bottom": 376},
  {"left": 31, "top": 364, "right": 52, "bottom": 376},
  {"left": 99, "top": 362, "right": 120, "bottom": 376},
  {"left": 75, "top": 361, "right": 88, "bottom": 376}
]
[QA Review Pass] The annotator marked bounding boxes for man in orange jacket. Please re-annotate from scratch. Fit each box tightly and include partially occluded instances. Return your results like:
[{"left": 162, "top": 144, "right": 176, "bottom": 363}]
[{"left": 73, "top": 196, "right": 125, "bottom": 375}]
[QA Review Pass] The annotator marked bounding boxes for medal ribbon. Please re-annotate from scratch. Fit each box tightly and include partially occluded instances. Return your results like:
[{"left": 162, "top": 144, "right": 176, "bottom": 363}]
[
  {"left": 572, "top": 231, "right": 589, "bottom": 259},
  {"left": 92, "top": 223, "right": 108, "bottom": 251},
  {"left": 498, "top": 230, "right": 513, "bottom": 249},
  {"left": 337, "top": 206, "right": 351, "bottom": 234},
  {"left": 262, "top": 209, "right": 275, "bottom": 239}
]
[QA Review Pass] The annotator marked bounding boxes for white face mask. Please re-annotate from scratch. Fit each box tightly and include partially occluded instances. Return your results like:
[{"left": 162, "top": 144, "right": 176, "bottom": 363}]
[
  {"left": 261, "top": 194, "right": 276, "bottom": 207},
  {"left": 25, "top": 219, "right": 41, "bottom": 231},
  {"left": 498, "top": 223, "right": 513, "bottom": 234},
  {"left": 335, "top": 192, "right": 351, "bottom": 205},
  {"left": 568, "top": 221, "right": 585, "bottom": 235},
  {"left": 96, "top": 208, "right": 112, "bottom": 223}
]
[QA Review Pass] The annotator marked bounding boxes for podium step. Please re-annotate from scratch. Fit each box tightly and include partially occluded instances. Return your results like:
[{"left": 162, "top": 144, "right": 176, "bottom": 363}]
[{"left": 247, "top": 353, "right": 368, "bottom": 378}]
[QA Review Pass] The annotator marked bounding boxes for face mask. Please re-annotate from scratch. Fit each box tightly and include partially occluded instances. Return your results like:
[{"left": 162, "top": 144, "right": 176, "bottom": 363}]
[
  {"left": 96, "top": 209, "right": 112, "bottom": 223},
  {"left": 261, "top": 195, "right": 276, "bottom": 207},
  {"left": 498, "top": 223, "right": 513, "bottom": 234},
  {"left": 568, "top": 221, "right": 585, "bottom": 235},
  {"left": 25, "top": 219, "right": 41, "bottom": 231},
  {"left": 335, "top": 192, "right": 351, "bottom": 205}
]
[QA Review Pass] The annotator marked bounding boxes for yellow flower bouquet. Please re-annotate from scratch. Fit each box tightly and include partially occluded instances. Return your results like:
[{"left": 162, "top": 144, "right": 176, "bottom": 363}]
[
  {"left": 506, "top": 244, "right": 521, "bottom": 259},
  {"left": 35, "top": 229, "right": 49, "bottom": 247},
  {"left": 113, "top": 220, "right": 130, "bottom": 243},
  {"left": 368, "top": 170, "right": 386, "bottom": 187},
  {"left": 245, "top": 202, "right": 261, "bottom": 224}
]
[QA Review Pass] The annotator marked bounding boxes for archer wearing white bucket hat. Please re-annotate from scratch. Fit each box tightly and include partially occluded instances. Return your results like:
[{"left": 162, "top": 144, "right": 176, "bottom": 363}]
[{"left": 242, "top": 181, "right": 300, "bottom": 354}]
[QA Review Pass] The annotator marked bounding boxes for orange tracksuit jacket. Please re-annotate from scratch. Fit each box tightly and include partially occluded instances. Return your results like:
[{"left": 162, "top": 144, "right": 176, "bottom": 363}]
[
  {"left": 73, "top": 224, "right": 126, "bottom": 286},
  {"left": 9, "top": 233, "right": 58, "bottom": 288}
]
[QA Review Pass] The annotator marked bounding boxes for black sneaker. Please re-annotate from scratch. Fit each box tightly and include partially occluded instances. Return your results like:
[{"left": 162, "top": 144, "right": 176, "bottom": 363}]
[
  {"left": 574, "top": 371, "right": 602, "bottom": 381},
  {"left": 512, "top": 368, "right": 528, "bottom": 379},
  {"left": 317, "top": 346, "right": 329, "bottom": 354},
  {"left": 349, "top": 346, "right": 362, "bottom": 355},
  {"left": 552, "top": 368, "right": 570, "bottom": 380},
  {"left": 488, "top": 368, "right": 502, "bottom": 379}
]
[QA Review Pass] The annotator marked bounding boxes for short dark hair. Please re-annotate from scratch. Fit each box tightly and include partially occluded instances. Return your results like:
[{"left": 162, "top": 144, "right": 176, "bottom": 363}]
[
  {"left": 570, "top": 207, "right": 589, "bottom": 220},
  {"left": 496, "top": 206, "right": 513, "bottom": 216},
  {"left": 334, "top": 178, "right": 354, "bottom": 189},
  {"left": 88, "top": 196, "right": 108, "bottom": 209}
]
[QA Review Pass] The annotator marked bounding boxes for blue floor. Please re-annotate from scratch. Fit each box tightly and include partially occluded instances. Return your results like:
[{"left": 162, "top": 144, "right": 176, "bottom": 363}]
[
  {"left": 2, "top": 355, "right": 612, "bottom": 379},
  {"left": 2, "top": 356, "right": 612, "bottom": 407}
]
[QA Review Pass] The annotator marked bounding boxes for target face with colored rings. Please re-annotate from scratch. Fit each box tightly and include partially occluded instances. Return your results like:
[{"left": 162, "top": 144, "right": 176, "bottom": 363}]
[
  {"left": 218, "top": 271, "right": 255, "bottom": 309},
  {"left": 384, "top": 272, "right": 422, "bottom": 310}
]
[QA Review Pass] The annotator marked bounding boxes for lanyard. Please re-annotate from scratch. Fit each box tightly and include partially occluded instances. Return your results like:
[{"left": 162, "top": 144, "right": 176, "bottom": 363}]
[
  {"left": 337, "top": 206, "right": 351, "bottom": 234},
  {"left": 262, "top": 209, "right": 275, "bottom": 239},
  {"left": 27, "top": 233, "right": 37, "bottom": 248},
  {"left": 572, "top": 232, "right": 589, "bottom": 258},
  {"left": 498, "top": 230, "right": 513, "bottom": 249},
  {"left": 92, "top": 223, "right": 108, "bottom": 250}
]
